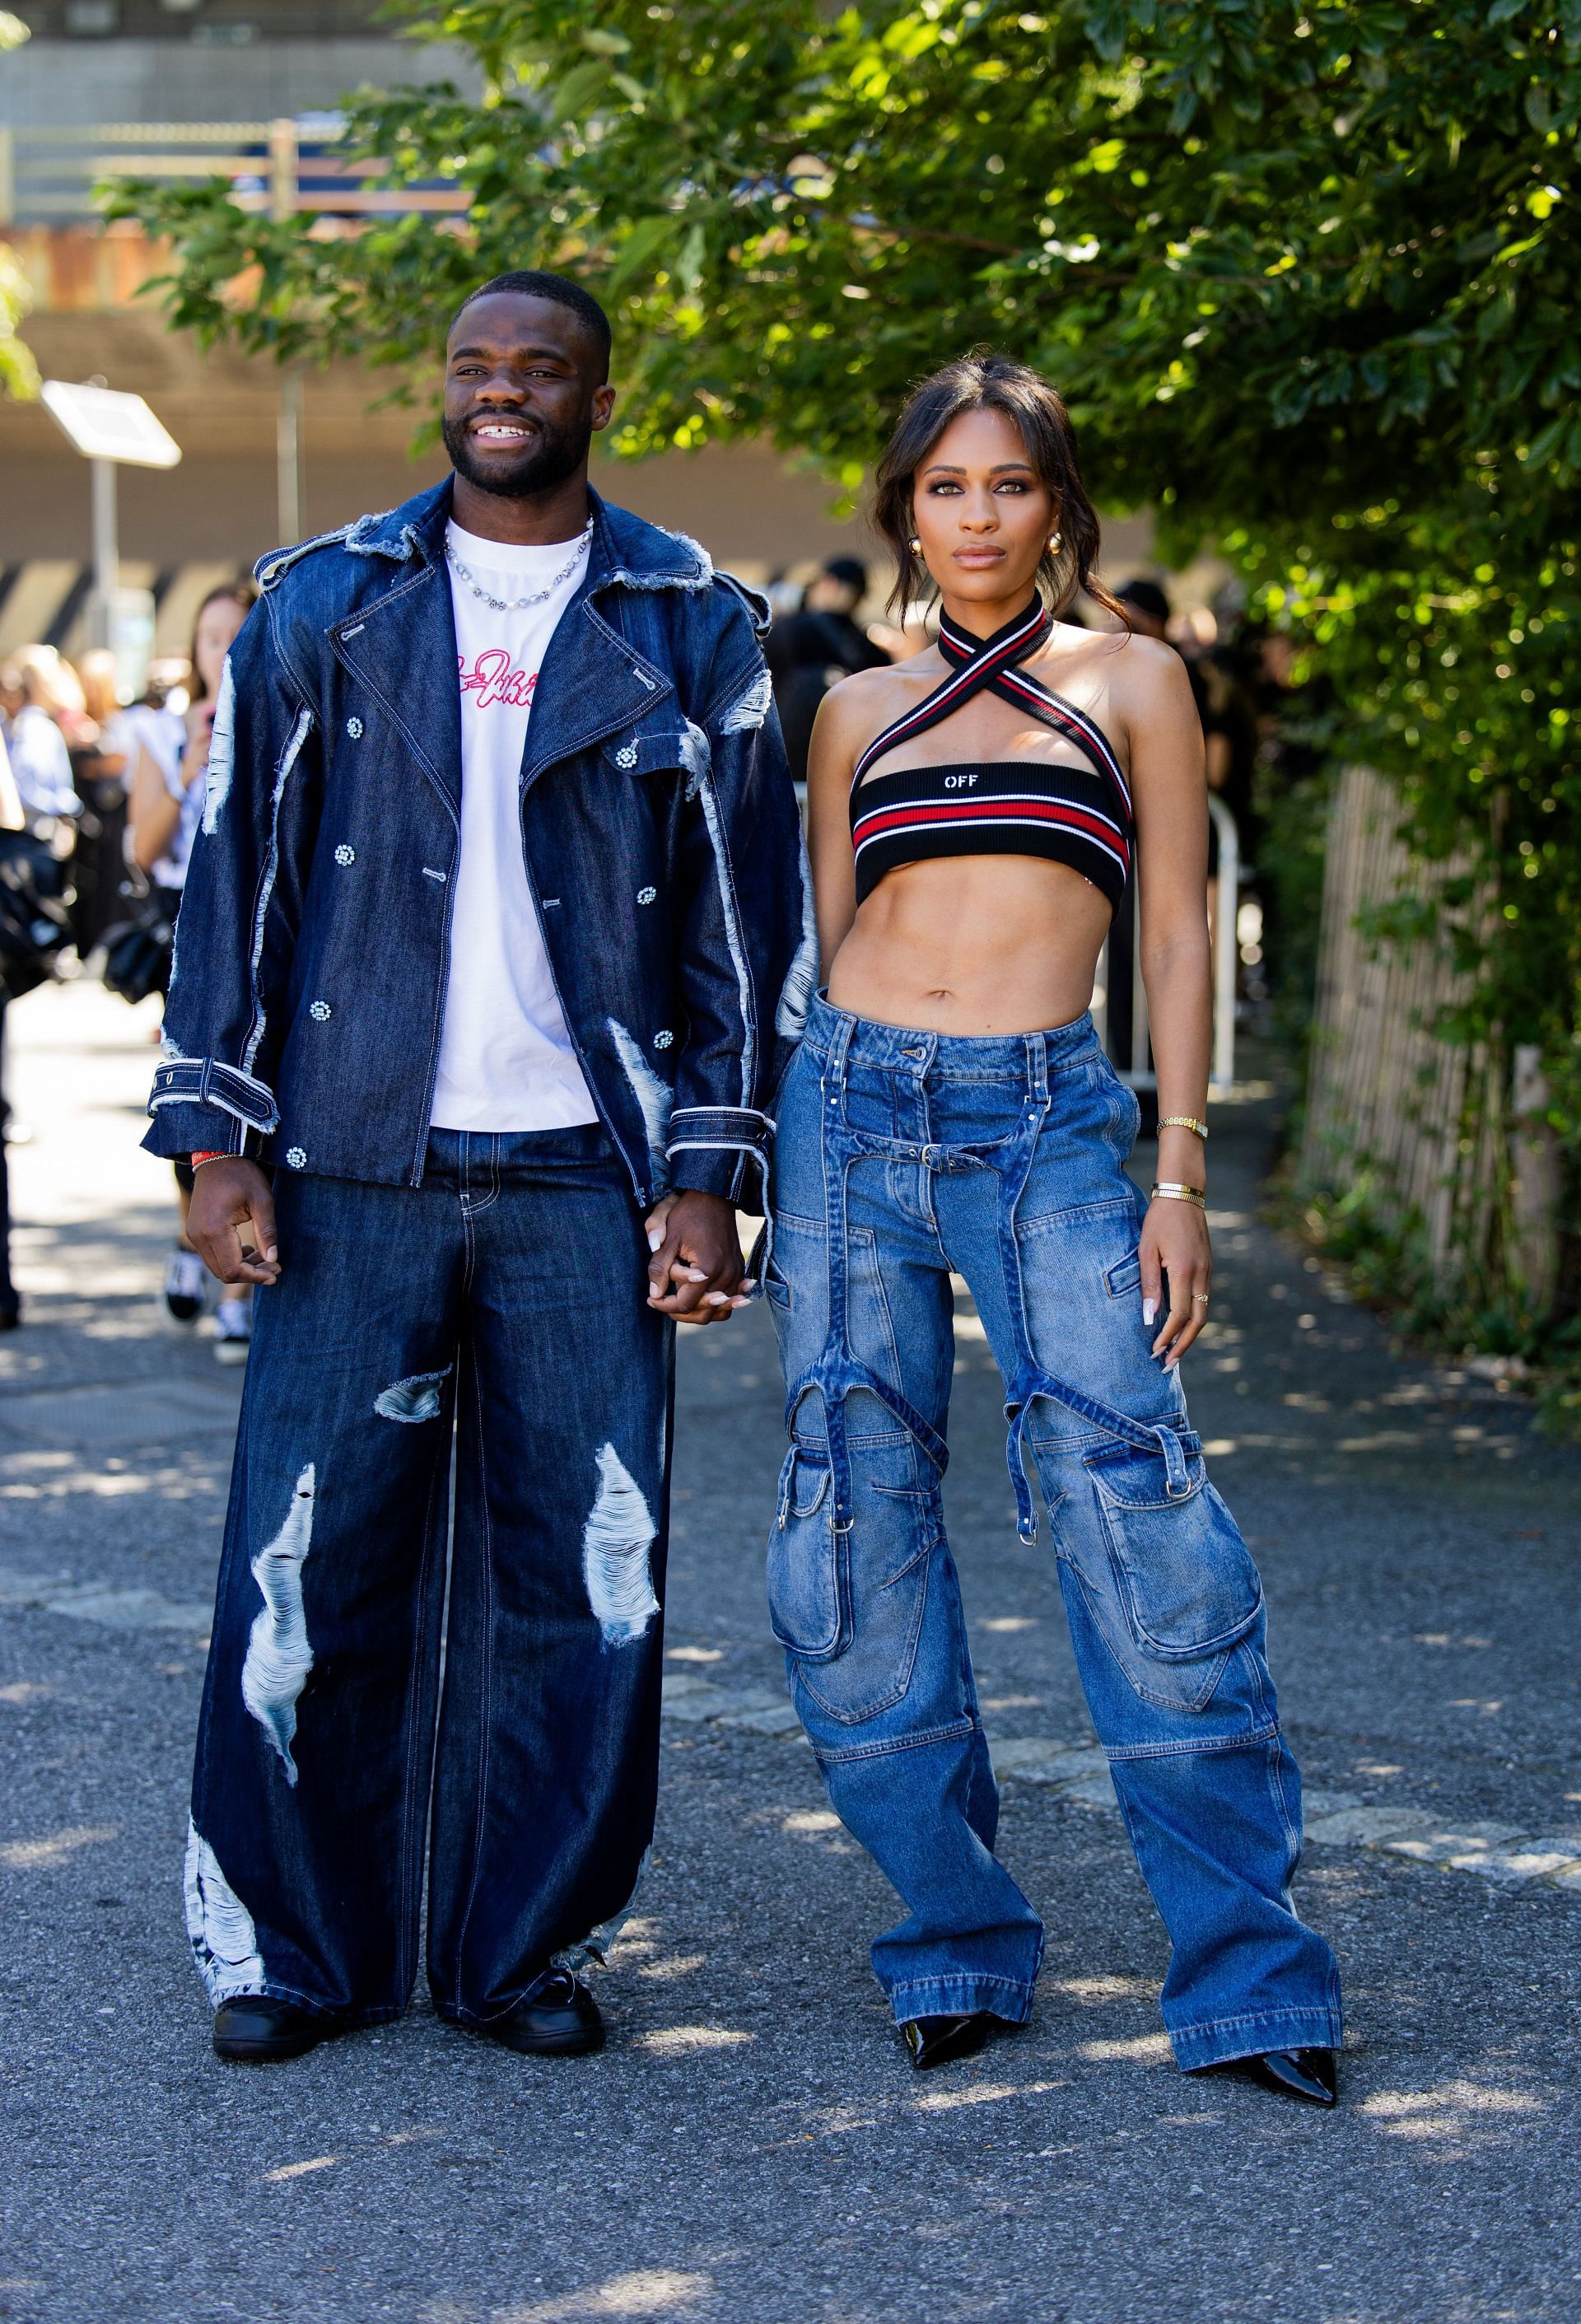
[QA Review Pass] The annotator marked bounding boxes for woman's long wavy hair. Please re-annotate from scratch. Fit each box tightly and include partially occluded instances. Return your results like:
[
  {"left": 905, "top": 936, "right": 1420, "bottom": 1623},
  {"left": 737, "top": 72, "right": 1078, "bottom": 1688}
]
[{"left": 872, "top": 355, "right": 1126, "bottom": 627}]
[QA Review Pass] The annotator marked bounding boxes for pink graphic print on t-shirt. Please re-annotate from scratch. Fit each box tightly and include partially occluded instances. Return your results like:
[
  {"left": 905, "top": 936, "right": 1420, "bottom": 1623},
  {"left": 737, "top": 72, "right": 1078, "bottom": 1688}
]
[{"left": 459, "top": 650, "right": 539, "bottom": 711}]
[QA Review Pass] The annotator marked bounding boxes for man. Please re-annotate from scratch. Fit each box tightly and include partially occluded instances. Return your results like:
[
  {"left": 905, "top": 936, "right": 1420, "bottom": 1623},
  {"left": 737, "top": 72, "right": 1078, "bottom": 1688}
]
[
  {"left": 147, "top": 270, "right": 809, "bottom": 2064},
  {"left": 765, "top": 555, "right": 888, "bottom": 785}
]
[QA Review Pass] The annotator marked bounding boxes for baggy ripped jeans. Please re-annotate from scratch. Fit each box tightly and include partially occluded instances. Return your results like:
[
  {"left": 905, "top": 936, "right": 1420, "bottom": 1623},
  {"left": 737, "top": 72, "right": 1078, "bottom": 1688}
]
[
  {"left": 184, "top": 1125, "right": 672, "bottom": 2030},
  {"left": 764, "top": 996, "right": 1343, "bottom": 2070}
]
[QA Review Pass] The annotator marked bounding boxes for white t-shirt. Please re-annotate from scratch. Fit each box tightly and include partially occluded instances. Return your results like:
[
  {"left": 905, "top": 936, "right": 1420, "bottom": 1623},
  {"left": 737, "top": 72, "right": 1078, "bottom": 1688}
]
[{"left": 430, "top": 519, "right": 599, "bottom": 1132}]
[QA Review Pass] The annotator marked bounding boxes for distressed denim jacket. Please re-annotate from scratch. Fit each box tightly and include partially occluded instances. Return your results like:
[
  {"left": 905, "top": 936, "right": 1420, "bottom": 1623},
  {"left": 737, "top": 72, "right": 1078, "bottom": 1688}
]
[{"left": 143, "top": 478, "right": 814, "bottom": 1210}]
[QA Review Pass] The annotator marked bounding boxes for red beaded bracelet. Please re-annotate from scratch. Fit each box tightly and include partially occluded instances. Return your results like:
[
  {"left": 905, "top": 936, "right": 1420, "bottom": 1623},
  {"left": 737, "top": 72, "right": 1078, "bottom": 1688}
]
[{"left": 189, "top": 1151, "right": 230, "bottom": 1168}]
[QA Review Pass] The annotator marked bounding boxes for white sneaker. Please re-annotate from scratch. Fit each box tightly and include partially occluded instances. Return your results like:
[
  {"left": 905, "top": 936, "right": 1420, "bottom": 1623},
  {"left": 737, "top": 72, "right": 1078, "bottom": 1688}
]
[
  {"left": 164, "top": 1247, "right": 208, "bottom": 1323},
  {"left": 213, "top": 1298, "right": 252, "bottom": 1366}
]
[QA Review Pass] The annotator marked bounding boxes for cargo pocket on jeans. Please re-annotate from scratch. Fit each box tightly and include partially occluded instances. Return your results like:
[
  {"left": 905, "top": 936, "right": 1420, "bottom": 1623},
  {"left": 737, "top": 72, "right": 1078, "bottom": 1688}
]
[
  {"left": 767, "top": 1444, "right": 848, "bottom": 1663},
  {"left": 1084, "top": 1440, "right": 1262, "bottom": 1668}
]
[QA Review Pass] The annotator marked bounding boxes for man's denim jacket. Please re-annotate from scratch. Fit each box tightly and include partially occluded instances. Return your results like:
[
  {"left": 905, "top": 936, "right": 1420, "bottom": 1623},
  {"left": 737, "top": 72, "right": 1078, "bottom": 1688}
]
[{"left": 144, "top": 479, "right": 814, "bottom": 1211}]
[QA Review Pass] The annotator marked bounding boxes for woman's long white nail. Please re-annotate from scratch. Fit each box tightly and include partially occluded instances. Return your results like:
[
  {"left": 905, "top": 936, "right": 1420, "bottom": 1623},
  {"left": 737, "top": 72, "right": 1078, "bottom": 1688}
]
[
  {"left": 1142, "top": 1298, "right": 1157, "bottom": 1326},
  {"left": 704, "top": 1291, "right": 730, "bottom": 1305},
  {"left": 647, "top": 1227, "right": 663, "bottom": 1252}
]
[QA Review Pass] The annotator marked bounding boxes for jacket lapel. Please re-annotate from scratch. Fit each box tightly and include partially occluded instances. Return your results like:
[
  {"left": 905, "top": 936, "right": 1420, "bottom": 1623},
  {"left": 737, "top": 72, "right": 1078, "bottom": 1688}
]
[
  {"left": 523, "top": 595, "right": 675, "bottom": 788},
  {"left": 329, "top": 558, "right": 463, "bottom": 821}
]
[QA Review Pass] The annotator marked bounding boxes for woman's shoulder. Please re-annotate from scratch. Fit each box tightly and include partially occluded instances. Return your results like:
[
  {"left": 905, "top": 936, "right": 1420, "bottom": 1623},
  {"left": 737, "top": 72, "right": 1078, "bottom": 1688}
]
[
  {"left": 820, "top": 652, "right": 938, "bottom": 735},
  {"left": 1098, "top": 628, "right": 1196, "bottom": 710}
]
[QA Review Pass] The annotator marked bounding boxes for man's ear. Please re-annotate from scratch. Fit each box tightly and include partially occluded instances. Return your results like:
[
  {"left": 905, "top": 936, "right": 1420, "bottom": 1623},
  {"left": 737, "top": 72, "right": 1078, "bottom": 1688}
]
[{"left": 591, "top": 383, "right": 618, "bottom": 433}]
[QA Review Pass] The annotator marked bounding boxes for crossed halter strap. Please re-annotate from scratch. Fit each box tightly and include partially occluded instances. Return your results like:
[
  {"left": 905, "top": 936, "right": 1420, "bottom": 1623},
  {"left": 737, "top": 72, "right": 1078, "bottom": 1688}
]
[{"left": 850, "top": 595, "right": 1133, "bottom": 833}]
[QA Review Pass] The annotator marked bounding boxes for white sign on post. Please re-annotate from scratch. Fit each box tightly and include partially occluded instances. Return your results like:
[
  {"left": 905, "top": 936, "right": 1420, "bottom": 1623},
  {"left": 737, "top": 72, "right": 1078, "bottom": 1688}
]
[
  {"left": 40, "top": 381, "right": 182, "bottom": 686},
  {"left": 40, "top": 380, "right": 182, "bottom": 469}
]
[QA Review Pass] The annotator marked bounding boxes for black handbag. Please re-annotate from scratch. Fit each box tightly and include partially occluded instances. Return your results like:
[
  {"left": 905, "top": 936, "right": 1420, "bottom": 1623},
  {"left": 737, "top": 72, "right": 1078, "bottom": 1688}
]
[
  {"left": 100, "top": 878, "right": 179, "bottom": 1006},
  {"left": 0, "top": 828, "right": 77, "bottom": 1001}
]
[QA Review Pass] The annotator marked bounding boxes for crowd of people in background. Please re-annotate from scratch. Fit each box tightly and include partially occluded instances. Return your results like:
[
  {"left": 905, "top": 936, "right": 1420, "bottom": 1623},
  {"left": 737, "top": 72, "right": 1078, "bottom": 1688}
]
[
  {"left": 0, "top": 585, "right": 256, "bottom": 1353},
  {"left": 0, "top": 553, "right": 1312, "bottom": 1358}
]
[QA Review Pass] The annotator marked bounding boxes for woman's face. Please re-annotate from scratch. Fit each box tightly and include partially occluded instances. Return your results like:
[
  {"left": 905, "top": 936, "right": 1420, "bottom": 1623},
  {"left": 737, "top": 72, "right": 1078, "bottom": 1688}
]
[
  {"left": 910, "top": 404, "right": 1056, "bottom": 609},
  {"left": 194, "top": 595, "right": 248, "bottom": 700}
]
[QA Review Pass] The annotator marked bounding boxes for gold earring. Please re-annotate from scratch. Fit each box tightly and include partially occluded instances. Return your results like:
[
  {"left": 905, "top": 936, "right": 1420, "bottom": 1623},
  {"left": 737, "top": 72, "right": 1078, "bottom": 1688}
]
[{"left": 1048, "top": 530, "right": 1063, "bottom": 554}]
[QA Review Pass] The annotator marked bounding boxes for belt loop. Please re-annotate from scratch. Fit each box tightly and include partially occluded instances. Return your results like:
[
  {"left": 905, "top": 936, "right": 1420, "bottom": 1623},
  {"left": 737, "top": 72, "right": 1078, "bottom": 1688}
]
[
  {"left": 1155, "top": 1423, "right": 1190, "bottom": 1497},
  {"left": 829, "top": 1008, "right": 854, "bottom": 1097},
  {"left": 1005, "top": 1403, "right": 1039, "bottom": 1542}
]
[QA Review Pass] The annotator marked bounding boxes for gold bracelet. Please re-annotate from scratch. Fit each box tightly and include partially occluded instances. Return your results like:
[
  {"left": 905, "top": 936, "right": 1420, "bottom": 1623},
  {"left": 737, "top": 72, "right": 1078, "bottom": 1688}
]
[
  {"left": 1158, "top": 1115, "right": 1209, "bottom": 1140},
  {"left": 1150, "top": 1182, "right": 1206, "bottom": 1209}
]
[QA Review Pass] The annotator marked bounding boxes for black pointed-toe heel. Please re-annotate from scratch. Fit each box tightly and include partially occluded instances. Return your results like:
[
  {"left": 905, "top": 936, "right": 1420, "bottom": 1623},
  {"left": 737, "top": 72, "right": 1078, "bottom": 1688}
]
[
  {"left": 1209, "top": 2046, "right": 1338, "bottom": 2107},
  {"left": 901, "top": 2012, "right": 996, "bottom": 2072}
]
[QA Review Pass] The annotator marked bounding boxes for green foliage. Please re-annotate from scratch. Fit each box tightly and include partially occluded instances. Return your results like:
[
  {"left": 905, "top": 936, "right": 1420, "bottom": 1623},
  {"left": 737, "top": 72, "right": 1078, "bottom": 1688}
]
[
  {"left": 0, "top": 3, "right": 40, "bottom": 399},
  {"left": 0, "top": 238, "right": 39, "bottom": 402},
  {"left": 1285, "top": 1173, "right": 1581, "bottom": 1438},
  {"left": 105, "top": 0, "right": 1581, "bottom": 1293}
]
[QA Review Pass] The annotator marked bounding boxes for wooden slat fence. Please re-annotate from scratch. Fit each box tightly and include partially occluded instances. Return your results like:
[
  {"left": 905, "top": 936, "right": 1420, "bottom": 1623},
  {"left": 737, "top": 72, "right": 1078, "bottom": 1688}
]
[{"left": 1300, "top": 764, "right": 1495, "bottom": 1274}]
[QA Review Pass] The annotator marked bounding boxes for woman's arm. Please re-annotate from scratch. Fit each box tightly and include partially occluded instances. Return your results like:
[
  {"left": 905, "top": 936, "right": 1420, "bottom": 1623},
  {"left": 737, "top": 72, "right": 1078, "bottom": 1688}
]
[
  {"left": 1125, "top": 638, "right": 1215, "bottom": 1370},
  {"left": 0, "top": 737, "right": 24, "bottom": 834},
  {"left": 128, "top": 739, "right": 183, "bottom": 875},
  {"left": 804, "top": 676, "right": 870, "bottom": 974}
]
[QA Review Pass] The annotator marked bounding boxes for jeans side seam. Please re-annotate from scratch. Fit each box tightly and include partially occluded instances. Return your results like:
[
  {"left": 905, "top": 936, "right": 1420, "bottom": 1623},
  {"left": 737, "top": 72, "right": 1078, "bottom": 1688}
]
[
  {"left": 396, "top": 1425, "right": 450, "bottom": 2004},
  {"left": 449, "top": 1339, "right": 496, "bottom": 2004}
]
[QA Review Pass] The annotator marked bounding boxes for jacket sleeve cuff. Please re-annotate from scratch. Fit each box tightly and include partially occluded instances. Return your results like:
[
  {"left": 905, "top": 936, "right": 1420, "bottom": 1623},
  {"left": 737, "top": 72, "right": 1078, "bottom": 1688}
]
[
  {"left": 145, "top": 1057, "right": 278, "bottom": 1160},
  {"left": 665, "top": 1104, "right": 773, "bottom": 1212}
]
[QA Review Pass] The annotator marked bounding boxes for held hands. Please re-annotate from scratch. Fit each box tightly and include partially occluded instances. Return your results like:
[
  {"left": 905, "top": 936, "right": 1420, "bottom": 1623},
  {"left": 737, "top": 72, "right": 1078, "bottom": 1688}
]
[
  {"left": 643, "top": 1190, "right": 753, "bottom": 1325},
  {"left": 1139, "top": 1193, "right": 1211, "bottom": 1371},
  {"left": 187, "top": 1159, "right": 281, "bottom": 1287}
]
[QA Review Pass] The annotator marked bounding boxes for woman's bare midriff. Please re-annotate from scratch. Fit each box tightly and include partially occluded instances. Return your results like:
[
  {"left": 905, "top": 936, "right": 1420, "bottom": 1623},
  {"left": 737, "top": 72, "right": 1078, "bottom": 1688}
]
[{"left": 826, "top": 854, "right": 1112, "bottom": 1036}]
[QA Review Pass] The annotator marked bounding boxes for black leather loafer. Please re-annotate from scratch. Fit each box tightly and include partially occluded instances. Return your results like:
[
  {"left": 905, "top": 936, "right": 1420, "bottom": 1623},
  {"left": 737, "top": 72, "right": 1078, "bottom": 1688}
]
[
  {"left": 902, "top": 2011, "right": 997, "bottom": 2072},
  {"left": 212, "top": 1995, "right": 341, "bottom": 2063},
  {"left": 483, "top": 1970, "right": 605, "bottom": 2057},
  {"left": 1208, "top": 2046, "right": 1338, "bottom": 2107}
]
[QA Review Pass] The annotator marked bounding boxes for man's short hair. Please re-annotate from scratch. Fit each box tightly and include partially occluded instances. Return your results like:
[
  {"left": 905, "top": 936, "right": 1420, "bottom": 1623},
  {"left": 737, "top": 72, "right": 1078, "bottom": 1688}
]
[
  {"left": 451, "top": 271, "right": 613, "bottom": 379},
  {"left": 1116, "top": 576, "right": 1171, "bottom": 626},
  {"left": 823, "top": 557, "right": 868, "bottom": 595}
]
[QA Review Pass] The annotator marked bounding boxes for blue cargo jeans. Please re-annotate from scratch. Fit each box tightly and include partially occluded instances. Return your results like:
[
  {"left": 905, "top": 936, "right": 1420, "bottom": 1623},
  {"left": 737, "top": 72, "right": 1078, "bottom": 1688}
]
[
  {"left": 764, "top": 995, "right": 1342, "bottom": 2070},
  {"left": 184, "top": 1125, "right": 673, "bottom": 2030}
]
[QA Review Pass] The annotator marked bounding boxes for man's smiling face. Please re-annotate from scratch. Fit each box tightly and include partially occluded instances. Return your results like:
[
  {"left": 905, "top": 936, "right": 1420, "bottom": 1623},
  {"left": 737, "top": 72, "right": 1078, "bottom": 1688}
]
[{"left": 441, "top": 292, "right": 615, "bottom": 501}]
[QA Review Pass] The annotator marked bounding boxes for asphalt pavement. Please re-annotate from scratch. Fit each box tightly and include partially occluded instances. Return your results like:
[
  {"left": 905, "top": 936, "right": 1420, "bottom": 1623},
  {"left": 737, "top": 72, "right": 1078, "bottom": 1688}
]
[{"left": 2, "top": 980, "right": 1579, "bottom": 2324}]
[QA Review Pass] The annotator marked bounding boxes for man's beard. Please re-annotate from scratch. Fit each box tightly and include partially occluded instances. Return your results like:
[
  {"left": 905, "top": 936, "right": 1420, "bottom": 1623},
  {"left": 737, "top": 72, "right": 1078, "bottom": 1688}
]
[{"left": 442, "top": 408, "right": 592, "bottom": 500}]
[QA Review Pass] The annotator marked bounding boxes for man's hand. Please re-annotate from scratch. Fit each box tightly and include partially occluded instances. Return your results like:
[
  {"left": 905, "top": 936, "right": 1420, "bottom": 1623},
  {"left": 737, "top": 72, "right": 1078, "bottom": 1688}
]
[
  {"left": 643, "top": 1190, "right": 751, "bottom": 1325},
  {"left": 187, "top": 1158, "right": 281, "bottom": 1286}
]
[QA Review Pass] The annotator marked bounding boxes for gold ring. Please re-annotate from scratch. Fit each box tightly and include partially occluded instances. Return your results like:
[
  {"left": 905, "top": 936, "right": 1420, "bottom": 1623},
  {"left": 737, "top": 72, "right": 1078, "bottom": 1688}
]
[{"left": 1192, "top": 1293, "right": 1210, "bottom": 1304}]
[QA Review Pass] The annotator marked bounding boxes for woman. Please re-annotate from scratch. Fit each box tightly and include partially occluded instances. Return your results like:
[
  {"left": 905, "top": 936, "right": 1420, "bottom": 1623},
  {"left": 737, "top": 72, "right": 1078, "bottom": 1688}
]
[
  {"left": 766, "top": 358, "right": 1342, "bottom": 2104},
  {"left": 0, "top": 646, "right": 84, "bottom": 825},
  {"left": 126, "top": 583, "right": 254, "bottom": 1357}
]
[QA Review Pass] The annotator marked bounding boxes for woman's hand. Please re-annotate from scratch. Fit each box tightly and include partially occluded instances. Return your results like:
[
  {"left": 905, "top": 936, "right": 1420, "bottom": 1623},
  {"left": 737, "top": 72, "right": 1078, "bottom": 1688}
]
[
  {"left": 643, "top": 1190, "right": 753, "bottom": 1325},
  {"left": 1139, "top": 1194, "right": 1212, "bottom": 1370}
]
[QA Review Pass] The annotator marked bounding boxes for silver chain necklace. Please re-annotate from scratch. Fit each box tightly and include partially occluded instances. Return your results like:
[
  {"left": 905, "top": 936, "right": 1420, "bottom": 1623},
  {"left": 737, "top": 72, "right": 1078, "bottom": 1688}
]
[{"left": 445, "top": 522, "right": 592, "bottom": 613}]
